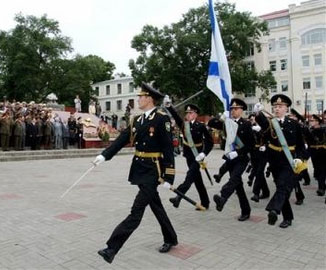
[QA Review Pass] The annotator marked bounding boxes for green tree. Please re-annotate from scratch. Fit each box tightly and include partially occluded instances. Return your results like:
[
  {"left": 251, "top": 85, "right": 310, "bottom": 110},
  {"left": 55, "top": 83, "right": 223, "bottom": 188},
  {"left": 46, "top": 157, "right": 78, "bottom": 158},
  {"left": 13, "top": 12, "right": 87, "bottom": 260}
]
[
  {"left": 0, "top": 13, "right": 72, "bottom": 101},
  {"left": 129, "top": 2, "right": 275, "bottom": 114},
  {"left": 53, "top": 54, "right": 115, "bottom": 110},
  {"left": 0, "top": 14, "right": 115, "bottom": 108}
]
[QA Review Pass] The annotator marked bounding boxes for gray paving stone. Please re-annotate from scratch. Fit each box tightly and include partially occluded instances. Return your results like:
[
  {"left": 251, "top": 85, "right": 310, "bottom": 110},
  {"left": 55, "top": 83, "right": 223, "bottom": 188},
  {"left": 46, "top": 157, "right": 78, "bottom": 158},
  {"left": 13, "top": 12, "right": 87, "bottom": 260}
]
[{"left": 0, "top": 149, "right": 325, "bottom": 269}]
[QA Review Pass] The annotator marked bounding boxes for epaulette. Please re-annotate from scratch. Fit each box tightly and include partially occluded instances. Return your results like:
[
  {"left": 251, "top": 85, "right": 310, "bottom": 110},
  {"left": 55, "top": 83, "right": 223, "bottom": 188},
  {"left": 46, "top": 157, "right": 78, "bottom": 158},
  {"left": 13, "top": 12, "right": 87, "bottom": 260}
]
[{"left": 157, "top": 109, "right": 167, "bottom": 115}]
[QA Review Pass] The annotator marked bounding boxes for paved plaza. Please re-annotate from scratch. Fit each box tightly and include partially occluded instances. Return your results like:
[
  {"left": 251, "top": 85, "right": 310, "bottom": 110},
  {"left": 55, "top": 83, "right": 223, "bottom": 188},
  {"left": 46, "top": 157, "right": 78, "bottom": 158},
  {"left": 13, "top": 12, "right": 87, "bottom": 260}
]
[{"left": 0, "top": 149, "right": 325, "bottom": 269}]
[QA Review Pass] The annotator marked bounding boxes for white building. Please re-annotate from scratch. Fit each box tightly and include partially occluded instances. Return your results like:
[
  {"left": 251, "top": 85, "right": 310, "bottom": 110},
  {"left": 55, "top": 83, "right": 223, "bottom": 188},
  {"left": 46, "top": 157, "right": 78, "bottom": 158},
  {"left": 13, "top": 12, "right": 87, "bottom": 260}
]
[
  {"left": 245, "top": 0, "right": 326, "bottom": 116},
  {"left": 92, "top": 76, "right": 142, "bottom": 120}
]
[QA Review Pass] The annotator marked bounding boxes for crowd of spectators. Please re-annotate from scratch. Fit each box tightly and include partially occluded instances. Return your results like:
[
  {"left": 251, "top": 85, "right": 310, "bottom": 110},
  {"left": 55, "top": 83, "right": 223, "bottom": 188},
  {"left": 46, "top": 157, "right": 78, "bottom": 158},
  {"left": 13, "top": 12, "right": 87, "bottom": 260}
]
[{"left": 0, "top": 99, "right": 84, "bottom": 151}]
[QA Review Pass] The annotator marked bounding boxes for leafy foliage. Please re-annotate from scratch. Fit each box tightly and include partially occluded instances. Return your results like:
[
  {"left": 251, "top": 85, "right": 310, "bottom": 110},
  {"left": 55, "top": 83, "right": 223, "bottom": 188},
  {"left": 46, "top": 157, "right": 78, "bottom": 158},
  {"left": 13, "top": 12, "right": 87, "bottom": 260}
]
[
  {"left": 0, "top": 14, "right": 115, "bottom": 108},
  {"left": 129, "top": 3, "right": 275, "bottom": 114}
]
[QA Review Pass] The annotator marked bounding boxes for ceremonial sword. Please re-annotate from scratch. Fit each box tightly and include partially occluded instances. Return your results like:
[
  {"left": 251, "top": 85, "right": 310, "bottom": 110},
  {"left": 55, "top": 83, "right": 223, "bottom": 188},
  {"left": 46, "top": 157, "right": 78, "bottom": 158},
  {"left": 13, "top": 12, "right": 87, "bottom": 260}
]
[{"left": 60, "top": 164, "right": 96, "bottom": 199}]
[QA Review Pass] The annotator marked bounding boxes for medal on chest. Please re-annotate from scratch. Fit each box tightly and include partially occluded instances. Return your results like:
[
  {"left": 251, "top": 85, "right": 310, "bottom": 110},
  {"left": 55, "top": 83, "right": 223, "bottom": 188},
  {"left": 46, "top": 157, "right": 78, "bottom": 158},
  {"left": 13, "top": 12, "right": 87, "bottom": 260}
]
[{"left": 149, "top": 126, "right": 155, "bottom": 137}]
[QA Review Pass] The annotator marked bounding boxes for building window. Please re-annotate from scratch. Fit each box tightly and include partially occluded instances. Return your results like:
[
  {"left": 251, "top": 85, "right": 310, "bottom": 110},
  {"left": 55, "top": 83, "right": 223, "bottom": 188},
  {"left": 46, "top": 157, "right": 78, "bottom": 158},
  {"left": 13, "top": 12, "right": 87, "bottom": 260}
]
[
  {"left": 303, "top": 78, "right": 311, "bottom": 90},
  {"left": 128, "top": 99, "right": 134, "bottom": 109},
  {"left": 314, "top": 54, "right": 322, "bottom": 66},
  {"left": 245, "top": 43, "right": 254, "bottom": 56},
  {"left": 106, "top": 85, "right": 110, "bottom": 95},
  {"left": 302, "top": 55, "right": 310, "bottom": 67},
  {"left": 269, "top": 60, "right": 276, "bottom": 71},
  {"left": 246, "top": 61, "right": 255, "bottom": 70},
  {"left": 105, "top": 101, "right": 111, "bottom": 111},
  {"left": 129, "top": 82, "right": 134, "bottom": 93},
  {"left": 117, "top": 100, "right": 122, "bottom": 110},
  {"left": 94, "top": 87, "right": 99, "bottom": 96},
  {"left": 247, "top": 104, "right": 254, "bottom": 114},
  {"left": 315, "top": 76, "right": 323, "bottom": 89},
  {"left": 279, "top": 37, "right": 287, "bottom": 50},
  {"left": 117, "top": 84, "right": 122, "bottom": 94},
  {"left": 280, "top": 59, "right": 287, "bottom": 71},
  {"left": 281, "top": 81, "right": 288, "bottom": 92},
  {"left": 277, "top": 17, "right": 289, "bottom": 27},
  {"left": 306, "top": 100, "right": 312, "bottom": 112},
  {"left": 268, "top": 20, "right": 276, "bottom": 28},
  {"left": 244, "top": 89, "right": 255, "bottom": 97},
  {"left": 268, "top": 39, "right": 276, "bottom": 52},
  {"left": 301, "top": 28, "right": 326, "bottom": 45},
  {"left": 267, "top": 17, "right": 289, "bottom": 28},
  {"left": 271, "top": 85, "right": 277, "bottom": 93},
  {"left": 316, "top": 100, "right": 324, "bottom": 113}
]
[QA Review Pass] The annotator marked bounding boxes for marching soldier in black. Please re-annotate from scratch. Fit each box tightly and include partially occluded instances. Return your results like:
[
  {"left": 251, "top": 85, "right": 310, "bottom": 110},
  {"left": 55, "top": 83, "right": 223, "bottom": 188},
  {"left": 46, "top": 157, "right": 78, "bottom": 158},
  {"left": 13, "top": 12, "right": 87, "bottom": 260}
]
[
  {"left": 248, "top": 113, "right": 270, "bottom": 203},
  {"left": 208, "top": 98, "right": 255, "bottom": 222},
  {"left": 254, "top": 94, "right": 306, "bottom": 228},
  {"left": 306, "top": 114, "right": 326, "bottom": 200},
  {"left": 289, "top": 108, "right": 310, "bottom": 205},
  {"left": 93, "top": 82, "right": 178, "bottom": 264},
  {"left": 163, "top": 97, "right": 213, "bottom": 210}
]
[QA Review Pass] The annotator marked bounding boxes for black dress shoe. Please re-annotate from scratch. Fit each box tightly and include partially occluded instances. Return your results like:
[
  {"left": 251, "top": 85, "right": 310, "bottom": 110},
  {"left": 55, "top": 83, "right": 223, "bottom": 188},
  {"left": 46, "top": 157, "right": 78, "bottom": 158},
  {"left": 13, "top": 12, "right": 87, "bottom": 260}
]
[
  {"left": 169, "top": 196, "right": 181, "bottom": 208},
  {"left": 295, "top": 199, "right": 304, "bottom": 205},
  {"left": 259, "top": 194, "right": 270, "bottom": 199},
  {"left": 251, "top": 195, "right": 259, "bottom": 202},
  {"left": 238, "top": 214, "right": 250, "bottom": 221},
  {"left": 316, "top": 189, "right": 325, "bottom": 196},
  {"left": 213, "top": 194, "right": 226, "bottom": 212},
  {"left": 268, "top": 210, "right": 278, "bottom": 225},
  {"left": 159, "top": 242, "right": 177, "bottom": 253},
  {"left": 98, "top": 248, "right": 116, "bottom": 264},
  {"left": 279, "top": 220, "right": 292, "bottom": 228},
  {"left": 213, "top": 174, "right": 222, "bottom": 183},
  {"left": 265, "top": 170, "right": 271, "bottom": 178}
]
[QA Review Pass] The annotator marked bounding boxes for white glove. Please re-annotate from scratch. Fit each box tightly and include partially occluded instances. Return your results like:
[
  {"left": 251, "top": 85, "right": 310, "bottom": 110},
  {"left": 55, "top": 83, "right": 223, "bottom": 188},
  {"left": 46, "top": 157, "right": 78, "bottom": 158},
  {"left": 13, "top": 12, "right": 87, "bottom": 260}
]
[
  {"left": 163, "top": 95, "right": 172, "bottom": 107},
  {"left": 259, "top": 146, "right": 266, "bottom": 152},
  {"left": 293, "top": 158, "right": 302, "bottom": 169},
  {"left": 226, "top": 151, "right": 238, "bottom": 160},
  {"left": 304, "top": 144, "right": 308, "bottom": 149},
  {"left": 252, "top": 125, "right": 261, "bottom": 132},
  {"left": 162, "top": 182, "right": 171, "bottom": 189},
  {"left": 195, "top": 152, "right": 206, "bottom": 162},
  {"left": 220, "top": 111, "right": 229, "bottom": 122},
  {"left": 253, "top": 102, "right": 264, "bottom": 113},
  {"left": 93, "top": 154, "right": 105, "bottom": 166}
]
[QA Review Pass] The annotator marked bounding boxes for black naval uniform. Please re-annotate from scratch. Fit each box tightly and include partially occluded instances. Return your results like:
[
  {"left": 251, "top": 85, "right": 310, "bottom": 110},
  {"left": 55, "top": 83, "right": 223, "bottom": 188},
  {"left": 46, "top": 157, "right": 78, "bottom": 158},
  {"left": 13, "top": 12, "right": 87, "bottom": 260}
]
[
  {"left": 167, "top": 106, "right": 213, "bottom": 208},
  {"left": 255, "top": 113, "right": 305, "bottom": 224},
  {"left": 306, "top": 125, "right": 326, "bottom": 196},
  {"left": 251, "top": 125, "right": 270, "bottom": 202},
  {"left": 208, "top": 117, "right": 255, "bottom": 218},
  {"left": 101, "top": 107, "right": 177, "bottom": 256}
]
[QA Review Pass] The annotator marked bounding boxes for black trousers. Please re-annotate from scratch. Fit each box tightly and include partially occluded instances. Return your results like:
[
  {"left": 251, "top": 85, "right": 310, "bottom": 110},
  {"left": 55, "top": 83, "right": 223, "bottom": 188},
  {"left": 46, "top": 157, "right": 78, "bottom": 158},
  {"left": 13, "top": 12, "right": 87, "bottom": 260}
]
[
  {"left": 267, "top": 162, "right": 294, "bottom": 221},
  {"left": 252, "top": 151, "right": 270, "bottom": 196},
  {"left": 177, "top": 158, "right": 210, "bottom": 208},
  {"left": 294, "top": 170, "right": 307, "bottom": 201},
  {"left": 311, "top": 151, "right": 326, "bottom": 191},
  {"left": 220, "top": 157, "right": 251, "bottom": 215},
  {"left": 217, "top": 161, "right": 229, "bottom": 178},
  {"left": 106, "top": 183, "right": 177, "bottom": 254}
]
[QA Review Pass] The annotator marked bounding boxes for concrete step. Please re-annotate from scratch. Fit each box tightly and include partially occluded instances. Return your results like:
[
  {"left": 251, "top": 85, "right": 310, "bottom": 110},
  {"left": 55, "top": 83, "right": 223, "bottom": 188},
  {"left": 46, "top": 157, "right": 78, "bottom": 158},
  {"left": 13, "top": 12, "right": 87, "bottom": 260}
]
[{"left": 0, "top": 147, "right": 135, "bottom": 162}]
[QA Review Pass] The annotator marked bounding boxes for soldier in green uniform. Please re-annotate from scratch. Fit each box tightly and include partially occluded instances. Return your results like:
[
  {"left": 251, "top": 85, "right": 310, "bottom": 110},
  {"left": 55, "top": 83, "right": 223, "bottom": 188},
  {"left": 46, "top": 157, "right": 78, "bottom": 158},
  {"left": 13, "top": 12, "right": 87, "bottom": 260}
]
[
  {"left": 13, "top": 114, "right": 24, "bottom": 150},
  {"left": 0, "top": 111, "right": 13, "bottom": 151},
  {"left": 93, "top": 82, "right": 178, "bottom": 264}
]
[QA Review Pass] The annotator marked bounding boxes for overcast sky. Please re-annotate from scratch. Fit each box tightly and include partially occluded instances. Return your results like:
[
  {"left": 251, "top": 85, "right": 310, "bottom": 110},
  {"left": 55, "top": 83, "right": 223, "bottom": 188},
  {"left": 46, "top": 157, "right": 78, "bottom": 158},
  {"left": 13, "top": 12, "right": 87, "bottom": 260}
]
[{"left": 0, "top": 0, "right": 303, "bottom": 75}]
